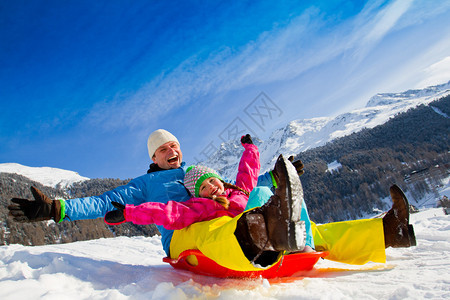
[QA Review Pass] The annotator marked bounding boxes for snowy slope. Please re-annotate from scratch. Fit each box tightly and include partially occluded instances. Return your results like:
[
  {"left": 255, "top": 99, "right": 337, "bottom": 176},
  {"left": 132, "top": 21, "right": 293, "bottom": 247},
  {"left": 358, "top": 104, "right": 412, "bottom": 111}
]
[
  {"left": 205, "top": 81, "right": 450, "bottom": 179},
  {"left": 0, "top": 208, "right": 448, "bottom": 299},
  {"left": 0, "top": 181, "right": 448, "bottom": 299},
  {"left": 0, "top": 163, "right": 89, "bottom": 189}
]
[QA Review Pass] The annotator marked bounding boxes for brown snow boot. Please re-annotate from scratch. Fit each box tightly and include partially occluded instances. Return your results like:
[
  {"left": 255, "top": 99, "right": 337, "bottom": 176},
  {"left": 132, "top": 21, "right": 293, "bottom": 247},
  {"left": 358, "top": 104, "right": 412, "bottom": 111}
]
[
  {"left": 383, "top": 185, "right": 417, "bottom": 248},
  {"left": 266, "top": 155, "right": 305, "bottom": 252},
  {"left": 245, "top": 213, "right": 275, "bottom": 251},
  {"left": 245, "top": 155, "right": 306, "bottom": 252},
  {"left": 234, "top": 155, "right": 306, "bottom": 265},
  {"left": 234, "top": 212, "right": 279, "bottom": 267}
]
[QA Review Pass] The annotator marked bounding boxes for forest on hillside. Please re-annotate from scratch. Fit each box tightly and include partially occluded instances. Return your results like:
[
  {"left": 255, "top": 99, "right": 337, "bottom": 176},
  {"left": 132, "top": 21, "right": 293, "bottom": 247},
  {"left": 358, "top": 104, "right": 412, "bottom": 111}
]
[
  {"left": 0, "top": 175, "right": 158, "bottom": 246},
  {"left": 297, "top": 95, "right": 449, "bottom": 222},
  {"left": 0, "top": 95, "right": 448, "bottom": 245}
]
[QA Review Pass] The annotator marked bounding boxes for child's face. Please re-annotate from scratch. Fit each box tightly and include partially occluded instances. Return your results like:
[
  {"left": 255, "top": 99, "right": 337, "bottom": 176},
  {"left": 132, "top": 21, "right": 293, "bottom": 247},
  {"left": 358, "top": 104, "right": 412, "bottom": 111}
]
[{"left": 199, "top": 177, "right": 225, "bottom": 198}]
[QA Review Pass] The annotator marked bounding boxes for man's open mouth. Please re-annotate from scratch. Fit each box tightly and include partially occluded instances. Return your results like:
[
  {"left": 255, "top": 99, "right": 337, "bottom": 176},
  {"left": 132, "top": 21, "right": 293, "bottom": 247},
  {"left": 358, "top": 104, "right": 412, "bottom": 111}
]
[{"left": 167, "top": 155, "right": 178, "bottom": 163}]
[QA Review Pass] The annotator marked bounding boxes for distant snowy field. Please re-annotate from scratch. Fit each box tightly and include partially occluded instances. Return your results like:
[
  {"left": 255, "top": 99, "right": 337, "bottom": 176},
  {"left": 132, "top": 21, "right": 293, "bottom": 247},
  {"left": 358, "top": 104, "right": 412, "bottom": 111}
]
[
  {"left": 1, "top": 209, "right": 448, "bottom": 299},
  {"left": 0, "top": 163, "right": 89, "bottom": 189}
]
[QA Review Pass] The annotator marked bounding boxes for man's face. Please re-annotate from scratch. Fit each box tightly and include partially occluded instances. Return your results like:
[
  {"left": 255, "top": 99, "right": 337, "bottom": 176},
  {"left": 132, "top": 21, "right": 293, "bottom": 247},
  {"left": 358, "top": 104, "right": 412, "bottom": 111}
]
[{"left": 152, "top": 141, "right": 183, "bottom": 169}]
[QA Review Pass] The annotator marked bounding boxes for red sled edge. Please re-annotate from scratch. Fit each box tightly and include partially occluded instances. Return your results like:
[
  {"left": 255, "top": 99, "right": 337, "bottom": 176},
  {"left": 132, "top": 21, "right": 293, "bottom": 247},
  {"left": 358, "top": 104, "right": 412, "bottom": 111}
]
[{"left": 163, "top": 249, "right": 329, "bottom": 279}]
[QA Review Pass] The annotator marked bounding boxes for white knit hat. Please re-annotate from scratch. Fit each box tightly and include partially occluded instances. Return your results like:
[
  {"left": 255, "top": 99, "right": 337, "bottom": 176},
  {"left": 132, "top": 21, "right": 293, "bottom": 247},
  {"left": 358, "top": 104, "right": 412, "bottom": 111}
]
[{"left": 147, "top": 129, "right": 179, "bottom": 158}]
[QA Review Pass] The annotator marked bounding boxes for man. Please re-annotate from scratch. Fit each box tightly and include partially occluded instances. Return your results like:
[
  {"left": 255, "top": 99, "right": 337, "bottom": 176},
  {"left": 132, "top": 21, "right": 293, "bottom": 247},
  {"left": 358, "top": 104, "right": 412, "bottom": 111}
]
[
  {"left": 8, "top": 129, "right": 276, "bottom": 256},
  {"left": 8, "top": 129, "right": 416, "bottom": 265}
]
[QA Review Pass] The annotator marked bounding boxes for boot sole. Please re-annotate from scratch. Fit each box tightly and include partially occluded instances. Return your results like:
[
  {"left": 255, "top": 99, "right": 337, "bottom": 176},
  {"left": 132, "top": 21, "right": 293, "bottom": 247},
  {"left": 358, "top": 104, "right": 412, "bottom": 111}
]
[
  {"left": 387, "top": 185, "right": 416, "bottom": 248},
  {"left": 390, "top": 185, "right": 410, "bottom": 222},
  {"left": 278, "top": 155, "right": 303, "bottom": 223},
  {"left": 276, "top": 155, "right": 305, "bottom": 251},
  {"left": 408, "top": 224, "right": 417, "bottom": 246},
  {"left": 288, "top": 220, "right": 306, "bottom": 251},
  {"left": 396, "top": 187, "right": 417, "bottom": 246}
]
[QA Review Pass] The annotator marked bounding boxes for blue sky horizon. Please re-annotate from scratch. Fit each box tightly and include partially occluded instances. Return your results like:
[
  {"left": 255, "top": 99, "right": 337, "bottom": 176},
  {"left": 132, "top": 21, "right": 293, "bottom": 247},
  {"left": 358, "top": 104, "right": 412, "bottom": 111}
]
[{"left": 1, "top": 0, "right": 450, "bottom": 179}]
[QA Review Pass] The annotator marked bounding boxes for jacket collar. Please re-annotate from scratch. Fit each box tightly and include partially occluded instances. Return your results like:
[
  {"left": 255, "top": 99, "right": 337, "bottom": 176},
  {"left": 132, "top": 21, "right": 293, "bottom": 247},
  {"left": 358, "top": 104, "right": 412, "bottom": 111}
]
[{"left": 147, "top": 162, "right": 186, "bottom": 174}]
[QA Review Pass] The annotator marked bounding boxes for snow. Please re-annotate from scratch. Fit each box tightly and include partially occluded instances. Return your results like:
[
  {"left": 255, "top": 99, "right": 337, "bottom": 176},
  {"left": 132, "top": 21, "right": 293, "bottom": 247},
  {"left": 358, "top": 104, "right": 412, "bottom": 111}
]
[
  {"left": 0, "top": 208, "right": 448, "bottom": 299},
  {"left": 0, "top": 171, "right": 447, "bottom": 299},
  {"left": 430, "top": 106, "right": 450, "bottom": 118},
  {"left": 2, "top": 177, "right": 449, "bottom": 299},
  {"left": 326, "top": 160, "right": 342, "bottom": 173},
  {"left": 0, "top": 163, "right": 89, "bottom": 189}
]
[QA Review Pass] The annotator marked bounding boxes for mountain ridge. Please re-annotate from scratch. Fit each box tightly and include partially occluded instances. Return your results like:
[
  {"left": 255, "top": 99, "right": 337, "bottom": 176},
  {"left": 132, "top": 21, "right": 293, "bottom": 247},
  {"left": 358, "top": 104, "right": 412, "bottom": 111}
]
[
  {"left": 203, "top": 81, "right": 450, "bottom": 179},
  {"left": 2, "top": 81, "right": 449, "bottom": 189},
  {"left": 0, "top": 163, "right": 89, "bottom": 189}
]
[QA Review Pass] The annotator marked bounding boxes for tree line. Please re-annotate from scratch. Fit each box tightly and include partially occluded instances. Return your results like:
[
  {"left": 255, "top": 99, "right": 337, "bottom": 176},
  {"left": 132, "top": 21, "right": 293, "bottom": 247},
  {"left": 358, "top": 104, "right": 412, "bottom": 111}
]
[{"left": 0, "top": 175, "right": 158, "bottom": 246}]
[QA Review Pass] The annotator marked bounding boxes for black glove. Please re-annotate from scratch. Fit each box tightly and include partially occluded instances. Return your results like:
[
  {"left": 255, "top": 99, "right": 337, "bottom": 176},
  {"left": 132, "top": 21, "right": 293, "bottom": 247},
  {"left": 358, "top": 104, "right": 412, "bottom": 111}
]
[
  {"left": 271, "top": 155, "right": 305, "bottom": 181},
  {"left": 104, "top": 202, "right": 126, "bottom": 225},
  {"left": 288, "top": 155, "right": 305, "bottom": 176},
  {"left": 8, "top": 186, "right": 62, "bottom": 222},
  {"left": 241, "top": 134, "right": 253, "bottom": 145}
]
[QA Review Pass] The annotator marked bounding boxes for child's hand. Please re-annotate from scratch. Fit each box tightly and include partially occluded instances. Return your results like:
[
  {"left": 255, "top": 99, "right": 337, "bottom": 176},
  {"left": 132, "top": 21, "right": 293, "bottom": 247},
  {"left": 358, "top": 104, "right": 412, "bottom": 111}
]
[
  {"left": 104, "top": 202, "right": 126, "bottom": 225},
  {"left": 241, "top": 134, "right": 253, "bottom": 145}
]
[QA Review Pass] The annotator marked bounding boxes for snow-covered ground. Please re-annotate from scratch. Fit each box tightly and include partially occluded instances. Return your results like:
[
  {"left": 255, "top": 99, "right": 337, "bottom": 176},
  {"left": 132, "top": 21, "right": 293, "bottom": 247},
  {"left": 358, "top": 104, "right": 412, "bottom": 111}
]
[{"left": 0, "top": 208, "right": 448, "bottom": 299}]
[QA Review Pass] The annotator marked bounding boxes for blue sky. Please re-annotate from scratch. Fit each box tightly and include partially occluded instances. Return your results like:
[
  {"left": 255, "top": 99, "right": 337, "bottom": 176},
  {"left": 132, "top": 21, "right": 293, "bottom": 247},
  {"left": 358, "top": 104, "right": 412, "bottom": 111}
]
[{"left": 1, "top": 0, "right": 450, "bottom": 179}]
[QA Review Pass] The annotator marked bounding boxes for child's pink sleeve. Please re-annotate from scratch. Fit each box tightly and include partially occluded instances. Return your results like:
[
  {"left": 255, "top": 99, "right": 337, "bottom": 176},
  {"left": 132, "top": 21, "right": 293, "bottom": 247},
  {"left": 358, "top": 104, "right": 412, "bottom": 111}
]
[
  {"left": 125, "top": 199, "right": 213, "bottom": 230},
  {"left": 235, "top": 143, "right": 260, "bottom": 192}
]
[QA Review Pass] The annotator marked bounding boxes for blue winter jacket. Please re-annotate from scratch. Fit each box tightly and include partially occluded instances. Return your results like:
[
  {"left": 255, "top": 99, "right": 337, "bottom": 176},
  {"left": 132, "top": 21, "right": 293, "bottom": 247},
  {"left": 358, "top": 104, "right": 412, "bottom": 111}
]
[{"left": 64, "top": 163, "right": 274, "bottom": 255}]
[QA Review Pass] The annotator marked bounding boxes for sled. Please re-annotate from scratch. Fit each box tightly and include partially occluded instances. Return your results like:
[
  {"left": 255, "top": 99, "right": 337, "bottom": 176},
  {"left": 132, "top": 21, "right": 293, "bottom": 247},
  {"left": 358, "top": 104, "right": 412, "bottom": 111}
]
[{"left": 163, "top": 249, "right": 329, "bottom": 279}]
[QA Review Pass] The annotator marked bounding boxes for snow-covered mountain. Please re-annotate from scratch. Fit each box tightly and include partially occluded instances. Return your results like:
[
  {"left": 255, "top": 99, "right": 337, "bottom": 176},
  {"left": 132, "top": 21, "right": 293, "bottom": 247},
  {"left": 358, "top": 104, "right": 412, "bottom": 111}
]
[
  {"left": 1, "top": 81, "right": 449, "bottom": 186},
  {"left": 204, "top": 81, "right": 450, "bottom": 179},
  {"left": 0, "top": 163, "right": 89, "bottom": 189}
]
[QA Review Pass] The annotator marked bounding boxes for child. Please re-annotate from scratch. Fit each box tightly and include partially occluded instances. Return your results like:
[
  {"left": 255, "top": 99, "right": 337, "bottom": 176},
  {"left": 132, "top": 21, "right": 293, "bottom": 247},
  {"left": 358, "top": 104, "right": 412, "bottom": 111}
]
[
  {"left": 105, "top": 135, "right": 310, "bottom": 270},
  {"left": 106, "top": 134, "right": 314, "bottom": 245},
  {"left": 104, "top": 134, "right": 261, "bottom": 228}
]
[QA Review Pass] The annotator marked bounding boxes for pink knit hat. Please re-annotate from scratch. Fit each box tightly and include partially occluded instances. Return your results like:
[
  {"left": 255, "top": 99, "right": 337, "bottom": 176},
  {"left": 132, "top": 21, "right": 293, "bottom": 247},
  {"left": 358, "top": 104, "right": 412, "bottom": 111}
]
[{"left": 184, "top": 165, "right": 222, "bottom": 197}]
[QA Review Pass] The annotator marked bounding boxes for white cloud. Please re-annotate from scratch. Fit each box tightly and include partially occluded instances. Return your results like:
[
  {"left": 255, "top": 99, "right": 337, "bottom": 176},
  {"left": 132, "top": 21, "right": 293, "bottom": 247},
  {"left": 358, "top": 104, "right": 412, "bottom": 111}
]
[
  {"left": 85, "top": 9, "right": 331, "bottom": 130},
  {"left": 348, "top": 0, "right": 413, "bottom": 63},
  {"left": 85, "top": 0, "right": 450, "bottom": 132},
  {"left": 416, "top": 56, "right": 450, "bottom": 89}
]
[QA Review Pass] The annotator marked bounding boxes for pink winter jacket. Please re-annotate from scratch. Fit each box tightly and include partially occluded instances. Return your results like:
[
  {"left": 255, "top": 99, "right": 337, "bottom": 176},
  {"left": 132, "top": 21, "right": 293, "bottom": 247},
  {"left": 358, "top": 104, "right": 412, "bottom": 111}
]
[{"left": 124, "top": 143, "right": 260, "bottom": 230}]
